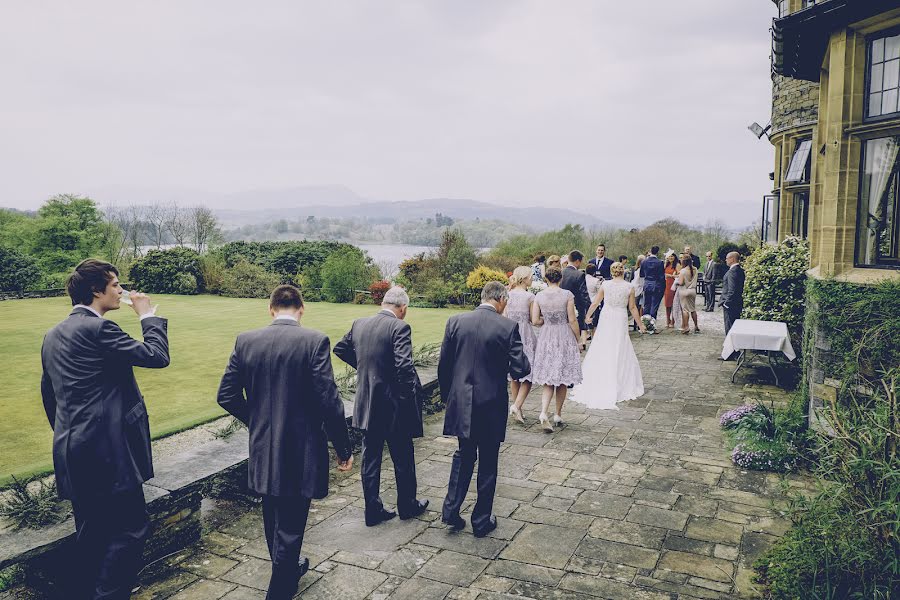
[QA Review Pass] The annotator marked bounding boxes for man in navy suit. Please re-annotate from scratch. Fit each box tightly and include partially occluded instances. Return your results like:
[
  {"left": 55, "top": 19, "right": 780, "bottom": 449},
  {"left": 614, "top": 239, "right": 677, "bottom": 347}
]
[
  {"left": 218, "top": 285, "right": 353, "bottom": 599},
  {"left": 588, "top": 244, "right": 614, "bottom": 280},
  {"left": 641, "top": 246, "right": 666, "bottom": 322},
  {"left": 41, "top": 259, "right": 170, "bottom": 600}
]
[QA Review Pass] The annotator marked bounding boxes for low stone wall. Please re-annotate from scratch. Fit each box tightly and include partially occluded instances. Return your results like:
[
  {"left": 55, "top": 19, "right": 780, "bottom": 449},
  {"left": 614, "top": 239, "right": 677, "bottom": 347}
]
[
  {"left": 0, "top": 288, "right": 67, "bottom": 301},
  {"left": 0, "top": 370, "right": 442, "bottom": 593}
]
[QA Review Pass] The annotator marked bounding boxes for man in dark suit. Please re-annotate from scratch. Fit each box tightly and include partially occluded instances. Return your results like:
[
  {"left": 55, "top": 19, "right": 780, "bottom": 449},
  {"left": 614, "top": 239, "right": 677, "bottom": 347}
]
[
  {"left": 439, "top": 282, "right": 529, "bottom": 537},
  {"left": 588, "top": 244, "right": 614, "bottom": 280},
  {"left": 561, "top": 250, "right": 592, "bottom": 347},
  {"left": 684, "top": 245, "right": 702, "bottom": 270},
  {"left": 718, "top": 252, "right": 746, "bottom": 336},
  {"left": 703, "top": 251, "right": 718, "bottom": 312},
  {"left": 217, "top": 285, "right": 353, "bottom": 600},
  {"left": 641, "top": 246, "right": 666, "bottom": 323},
  {"left": 40, "top": 259, "right": 170, "bottom": 600},
  {"left": 334, "top": 286, "right": 428, "bottom": 527}
]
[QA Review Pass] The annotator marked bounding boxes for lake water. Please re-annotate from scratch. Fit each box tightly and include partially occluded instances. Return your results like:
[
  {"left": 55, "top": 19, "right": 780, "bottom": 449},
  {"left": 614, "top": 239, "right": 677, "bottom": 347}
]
[{"left": 358, "top": 244, "right": 436, "bottom": 274}]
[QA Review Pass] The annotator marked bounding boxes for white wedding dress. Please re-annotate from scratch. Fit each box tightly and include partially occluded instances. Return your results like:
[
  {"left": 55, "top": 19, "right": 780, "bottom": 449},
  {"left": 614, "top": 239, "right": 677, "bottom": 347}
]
[{"left": 570, "top": 279, "right": 644, "bottom": 410}]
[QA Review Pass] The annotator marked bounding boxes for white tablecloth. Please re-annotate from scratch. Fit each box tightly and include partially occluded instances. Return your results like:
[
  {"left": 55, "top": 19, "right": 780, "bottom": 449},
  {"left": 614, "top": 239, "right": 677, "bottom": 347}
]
[{"left": 721, "top": 319, "right": 796, "bottom": 361}]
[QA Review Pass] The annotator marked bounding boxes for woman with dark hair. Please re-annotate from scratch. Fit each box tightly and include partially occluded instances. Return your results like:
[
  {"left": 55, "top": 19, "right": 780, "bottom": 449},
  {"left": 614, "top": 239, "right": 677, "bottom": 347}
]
[
  {"left": 677, "top": 255, "right": 700, "bottom": 334},
  {"left": 663, "top": 252, "right": 679, "bottom": 328},
  {"left": 530, "top": 267, "right": 582, "bottom": 433}
]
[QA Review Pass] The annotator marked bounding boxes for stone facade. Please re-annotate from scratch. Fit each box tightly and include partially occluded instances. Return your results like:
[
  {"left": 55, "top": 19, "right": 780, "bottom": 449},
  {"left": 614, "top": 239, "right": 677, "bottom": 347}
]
[{"left": 771, "top": 75, "right": 819, "bottom": 136}]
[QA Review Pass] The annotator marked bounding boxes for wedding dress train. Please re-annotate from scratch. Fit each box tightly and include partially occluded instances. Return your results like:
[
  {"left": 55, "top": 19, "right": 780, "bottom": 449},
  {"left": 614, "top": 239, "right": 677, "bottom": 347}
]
[{"left": 570, "top": 279, "right": 644, "bottom": 410}]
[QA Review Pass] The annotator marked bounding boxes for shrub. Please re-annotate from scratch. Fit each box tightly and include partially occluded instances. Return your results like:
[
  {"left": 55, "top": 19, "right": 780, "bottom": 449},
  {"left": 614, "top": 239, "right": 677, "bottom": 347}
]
[
  {"left": 742, "top": 236, "right": 810, "bottom": 350},
  {"left": 720, "top": 398, "right": 813, "bottom": 473},
  {"left": 466, "top": 265, "right": 509, "bottom": 291},
  {"left": 716, "top": 241, "right": 753, "bottom": 263},
  {"left": 221, "top": 259, "right": 280, "bottom": 298},
  {"left": 171, "top": 272, "right": 199, "bottom": 295},
  {"left": 0, "top": 476, "right": 67, "bottom": 530},
  {"left": 320, "top": 247, "right": 376, "bottom": 303},
  {"left": 0, "top": 246, "right": 40, "bottom": 292},
  {"left": 200, "top": 254, "right": 227, "bottom": 294},
  {"left": 129, "top": 247, "right": 205, "bottom": 294},
  {"left": 436, "top": 229, "right": 477, "bottom": 279},
  {"left": 369, "top": 280, "right": 391, "bottom": 304}
]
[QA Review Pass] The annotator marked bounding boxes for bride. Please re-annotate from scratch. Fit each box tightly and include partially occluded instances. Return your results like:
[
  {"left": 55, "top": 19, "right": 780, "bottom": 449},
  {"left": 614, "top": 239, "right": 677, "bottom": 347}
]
[{"left": 570, "top": 261, "right": 646, "bottom": 410}]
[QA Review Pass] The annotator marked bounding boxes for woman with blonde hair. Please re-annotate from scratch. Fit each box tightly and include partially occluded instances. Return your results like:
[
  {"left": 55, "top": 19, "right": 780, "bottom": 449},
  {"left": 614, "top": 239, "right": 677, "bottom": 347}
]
[
  {"left": 572, "top": 262, "right": 646, "bottom": 409},
  {"left": 504, "top": 266, "right": 537, "bottom": 423},
  {"left": 530, "top": 267, "right": 582, "bottom": 432},
  {"left": 545, "top": 255, "right": 561, "bottom": 272}
]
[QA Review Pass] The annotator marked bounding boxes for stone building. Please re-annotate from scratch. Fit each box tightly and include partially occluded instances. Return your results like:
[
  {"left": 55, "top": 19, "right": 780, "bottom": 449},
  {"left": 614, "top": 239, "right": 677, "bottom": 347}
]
[{"left": 767, "top": 0, "right": 900, "bottom": 425}]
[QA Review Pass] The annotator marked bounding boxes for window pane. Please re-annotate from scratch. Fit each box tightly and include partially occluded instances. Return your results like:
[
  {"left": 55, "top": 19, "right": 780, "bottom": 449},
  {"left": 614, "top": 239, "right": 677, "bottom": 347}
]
[
  {"left": 884, "top": 59, "right": 900, "bottom": 90},
  {"left": 871, "top": 63, "right": 884, "bottom": 93},
  {"left": 871, "top": 92, "right": 883, "bottom": 117},
  {"left": 858, "top": 136, "right": 900, "bottom": 266},
  {"left": 887, "top": 35, "right": 900, "bottom": 61},
  {"left": 873, "top": 38, "right": 885, "bottom": 63},
  {"left": 883, "top": 89, "right": 898, "bottom": 115}
]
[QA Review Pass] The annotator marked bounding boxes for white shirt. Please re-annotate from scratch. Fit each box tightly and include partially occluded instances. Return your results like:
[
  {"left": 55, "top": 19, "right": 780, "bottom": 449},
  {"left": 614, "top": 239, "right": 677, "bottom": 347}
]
[
  {"left": 74, "top": 304, "right": 157, "bottom": 321},
  {"left": 585, "top": 274, "right": 602, "bottom": 303},
  {"left": 273, "top": 314, "right": 298, "bottom": 322}
]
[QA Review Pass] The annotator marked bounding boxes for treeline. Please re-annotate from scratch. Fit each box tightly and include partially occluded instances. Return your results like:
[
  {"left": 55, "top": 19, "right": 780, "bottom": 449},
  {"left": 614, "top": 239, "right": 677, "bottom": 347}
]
[
  {"left": 223, "top": 214, "right": 526, "bottom": 248},
  {"left": 0, "top": 195, "right": 222, "bottom": 291}
]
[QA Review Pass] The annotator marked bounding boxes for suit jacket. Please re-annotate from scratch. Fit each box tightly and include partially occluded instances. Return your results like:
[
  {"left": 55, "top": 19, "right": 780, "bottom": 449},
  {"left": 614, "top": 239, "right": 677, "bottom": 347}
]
[
  {"left": 560, "top": 265, "right": 591, "bottom": 316},
  {"left": 703, "top": 260, "right": 718, "bottom": 283},
  {"left": 40, "top": 308, "right": 170, "bottom": 501},
  {"left": 333, "top": 310, "right": 423, "bottom": 438},
  {"left": 641, "top": 256, "right": 665, "bottom": 293},
  {"left": 718, "top": 265, "right": 746, "bottom": 314},
  {"left": 217, "top": 320, "right": 352, "bottom": 498},
  {"left": 689, "top": 254, "right": 701, "bottom": 269},
  {"left": 589, "top": 256, "right": 614, "bottom": 280},
  {"left": 439, "top": 305, "right": 529, "bottom": 442}
]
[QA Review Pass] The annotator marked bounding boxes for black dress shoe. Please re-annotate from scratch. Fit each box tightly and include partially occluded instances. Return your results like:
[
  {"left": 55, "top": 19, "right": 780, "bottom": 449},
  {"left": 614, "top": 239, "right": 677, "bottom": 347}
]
[
  {"left": 473, "top": 515, "right": 498, "bottom": 538},
  {"left": 399, "top": 499, "right": 429, "bottom": 520},
  {"left": 442, "top": 513, "right": 466, "bottom": 531},
  {"left": 365, "top": 507, "right": 397, "bottom": 527},
  {"left": 297, "top": 556, "right": 310, "bottom": 578}
]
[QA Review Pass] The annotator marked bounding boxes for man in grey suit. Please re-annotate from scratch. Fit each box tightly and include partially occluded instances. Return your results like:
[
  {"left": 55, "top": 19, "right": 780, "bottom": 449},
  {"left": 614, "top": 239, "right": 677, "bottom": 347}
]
[
  {"left": 439, "top": 282, "right": 530, "bottom": 537},
  {"left": 718, "top": 252, "right": 746, "bottom": 336},
  {"left": 41, "top": 259, "right": 170, "bottom": 600},
  {"left": 334, "top": 286, "right": 428, "bottom": 527},
  {"left": 217, "top": 285, "right": 353, "bottom": 600},
  {"left": 703, "top": 251, "right": 718, "bottom": 312}
]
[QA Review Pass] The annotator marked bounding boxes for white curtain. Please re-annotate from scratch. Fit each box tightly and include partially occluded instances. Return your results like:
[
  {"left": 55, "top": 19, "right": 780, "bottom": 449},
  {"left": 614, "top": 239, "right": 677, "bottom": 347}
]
[{"left": 860, "top": 136, "right": 900, "bottom": 263}]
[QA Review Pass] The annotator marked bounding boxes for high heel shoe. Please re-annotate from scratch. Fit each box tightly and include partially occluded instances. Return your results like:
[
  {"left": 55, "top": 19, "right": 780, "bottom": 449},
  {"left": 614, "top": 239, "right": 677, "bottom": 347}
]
[
  {"left": 551, "top": 414, "right": 563, "bottom": 427},
  {"left": 509, "top": 405, "right": 525, "bottom": 425},
  {"left": 539, "top": 413, "right": 554, "bottom": 433}
]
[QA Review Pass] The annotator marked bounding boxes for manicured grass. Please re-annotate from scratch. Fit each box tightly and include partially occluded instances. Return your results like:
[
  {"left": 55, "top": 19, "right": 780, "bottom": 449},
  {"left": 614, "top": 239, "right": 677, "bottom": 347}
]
[{"left": 0, "top": 295, "right": 462, "bottom": 483}]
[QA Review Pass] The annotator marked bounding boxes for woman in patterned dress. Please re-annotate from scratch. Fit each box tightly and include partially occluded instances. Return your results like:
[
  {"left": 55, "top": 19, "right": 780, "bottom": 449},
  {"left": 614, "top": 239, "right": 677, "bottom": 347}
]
[
  {"left": 529, "top": 267, "right": 583, "bottom": 433},
  {"left": 504, "top": 266, "right": 537, "bottom": 424}
]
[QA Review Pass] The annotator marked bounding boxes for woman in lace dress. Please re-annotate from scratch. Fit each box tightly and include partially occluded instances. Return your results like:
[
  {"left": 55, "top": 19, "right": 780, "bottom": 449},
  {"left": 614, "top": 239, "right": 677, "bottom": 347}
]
[
  {"left": 504, "top": 267, "right": 537, "bottom": 424},
  {"left": 571, "top": 262, "right": 646, "bottom": 410},
  {"left": 677, "top": 255, "right": 700, "bottom": 334},
  {"left": 529, "top": 267, "right": 582, "bottom": 433}
]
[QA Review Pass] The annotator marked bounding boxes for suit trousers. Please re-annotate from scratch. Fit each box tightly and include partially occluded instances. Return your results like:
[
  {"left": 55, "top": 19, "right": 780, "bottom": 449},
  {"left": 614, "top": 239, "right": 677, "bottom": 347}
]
[
  {"left": 361, "top": 431, "right": 418, "bottom": 515},
  {"left": 704, "top": 281, "right": 717, "bottom": 311},
  {"left": 723, "top": 306, "right": 741, "bottom": 335},
  {"left": 442, "top": 436, "right": 500, "bottom": 531},
  {"left": 69, "top": 486, "right": 149, "bottom": 600},
  {"left": 262, "top": 495, "right": 312, "bottom": 600},
  {"left": 643, "top": 288, "right": 663, "bottom": 319}
]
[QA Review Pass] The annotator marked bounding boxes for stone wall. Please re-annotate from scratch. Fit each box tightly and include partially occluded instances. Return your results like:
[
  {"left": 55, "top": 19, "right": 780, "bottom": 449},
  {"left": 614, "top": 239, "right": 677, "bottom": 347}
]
[
  {"left": 805, "top": 294, "right": 839, "bottom": 432},
  {"left": 0, "top": 289, "right": 66, "bottom": 301},
  {"left": 771, "top": 75, "right": 819, "bottom": 135}
]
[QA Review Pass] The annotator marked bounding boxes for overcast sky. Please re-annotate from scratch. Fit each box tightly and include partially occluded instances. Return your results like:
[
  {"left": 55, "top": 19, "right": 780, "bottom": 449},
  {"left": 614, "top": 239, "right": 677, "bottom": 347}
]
[{"left": 0, "top": 1, "right": 778, "bottom": 227}]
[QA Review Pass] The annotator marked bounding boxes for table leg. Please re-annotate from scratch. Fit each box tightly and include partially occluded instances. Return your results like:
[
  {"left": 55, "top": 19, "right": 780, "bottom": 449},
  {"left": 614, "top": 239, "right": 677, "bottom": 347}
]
[
  {"left": 768, "top": 351, "right": 780, "bottom": 387},
  {"left": 731, "top": 350, "right": 746, "bottom": 383}
]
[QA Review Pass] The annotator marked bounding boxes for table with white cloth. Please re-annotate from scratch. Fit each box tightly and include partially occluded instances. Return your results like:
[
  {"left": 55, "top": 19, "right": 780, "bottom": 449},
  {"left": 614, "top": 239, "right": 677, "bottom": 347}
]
[{"left": 722, "top": 319, "right": 796, "bottom": 386}]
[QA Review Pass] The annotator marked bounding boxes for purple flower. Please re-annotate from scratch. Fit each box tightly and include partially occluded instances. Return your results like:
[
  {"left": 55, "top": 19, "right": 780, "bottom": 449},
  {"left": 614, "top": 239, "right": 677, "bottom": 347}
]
[{"left": 720, "top": 404, "right": 759, "bottom": 428}]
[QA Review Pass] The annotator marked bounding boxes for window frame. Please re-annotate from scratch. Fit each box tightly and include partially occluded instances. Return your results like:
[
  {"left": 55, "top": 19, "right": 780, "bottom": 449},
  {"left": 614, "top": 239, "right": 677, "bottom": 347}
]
[
  {"left": 762, "top": 194, "right": 780, "bottom": 246},
  {"left": 791, "top": 191, "right": 809, "bottom": 238},
  {"left": 864, "top": 27, "right": 900, "bottom": 123},
  {"left": 854, "top": 135, "right": 900, "bottom": 269},
  {"left": 784, "top": 139, "right": 813, "bottom": 184}
]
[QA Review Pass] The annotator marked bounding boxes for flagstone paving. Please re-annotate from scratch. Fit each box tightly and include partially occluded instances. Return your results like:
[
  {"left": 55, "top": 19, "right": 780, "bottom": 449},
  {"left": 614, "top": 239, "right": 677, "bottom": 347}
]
[{"left": 5, "top": 311, "right": 813, "bottom": 599}]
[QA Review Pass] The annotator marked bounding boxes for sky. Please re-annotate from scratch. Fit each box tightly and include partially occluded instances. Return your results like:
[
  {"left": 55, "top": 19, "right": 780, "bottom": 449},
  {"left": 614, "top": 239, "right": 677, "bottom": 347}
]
[{"left": 0, "top": 1, "right": 778, "bottom": 227}]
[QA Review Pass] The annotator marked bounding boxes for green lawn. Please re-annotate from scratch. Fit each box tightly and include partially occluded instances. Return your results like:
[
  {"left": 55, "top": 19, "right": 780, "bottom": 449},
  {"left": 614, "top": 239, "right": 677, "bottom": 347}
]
[{"left": 0, "top": 295, "right": 461, "bottom": 482}]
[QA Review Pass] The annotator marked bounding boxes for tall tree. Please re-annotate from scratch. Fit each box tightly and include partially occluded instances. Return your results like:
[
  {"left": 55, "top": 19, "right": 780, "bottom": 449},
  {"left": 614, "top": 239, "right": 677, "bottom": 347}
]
[
  {"left": 145, "top": 202, "right": 170, "bottom": 249},
  {"left": 165, "top": 203, "right": 190, "bottom": 247},
  {"left": 189, "top": 205, "right": 221, "bottom": 254}
]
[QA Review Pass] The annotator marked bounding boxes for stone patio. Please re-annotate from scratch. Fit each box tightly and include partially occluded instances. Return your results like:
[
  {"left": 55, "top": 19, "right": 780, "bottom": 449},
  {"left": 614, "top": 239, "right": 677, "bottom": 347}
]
[{"left": 4, "top": 310, "right": 811, "bottom": 599}]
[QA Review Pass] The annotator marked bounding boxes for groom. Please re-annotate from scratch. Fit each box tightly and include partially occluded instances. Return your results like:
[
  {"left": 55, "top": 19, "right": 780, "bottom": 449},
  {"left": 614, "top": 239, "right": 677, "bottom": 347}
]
[{"left": 641, "top": 246, "right": 665, "bottom": 323}]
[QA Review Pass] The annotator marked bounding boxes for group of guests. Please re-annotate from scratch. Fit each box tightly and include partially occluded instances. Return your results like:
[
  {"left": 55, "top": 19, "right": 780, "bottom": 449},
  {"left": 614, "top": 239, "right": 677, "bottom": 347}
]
[{"left": 38, "top": 260, "right": 530, "bottom": 600}]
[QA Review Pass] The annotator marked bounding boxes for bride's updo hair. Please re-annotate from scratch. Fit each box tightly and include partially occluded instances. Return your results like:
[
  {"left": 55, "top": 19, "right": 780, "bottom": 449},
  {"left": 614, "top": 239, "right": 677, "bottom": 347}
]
[
  {"left": 510, "top": 266, "right": 532, "bottom": 288},
  {"left": 610, "top": 261, "right": 625, "bottom": 278},
  {"left": 545, "top": 267, "right": 563, "bottom": 283}
]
